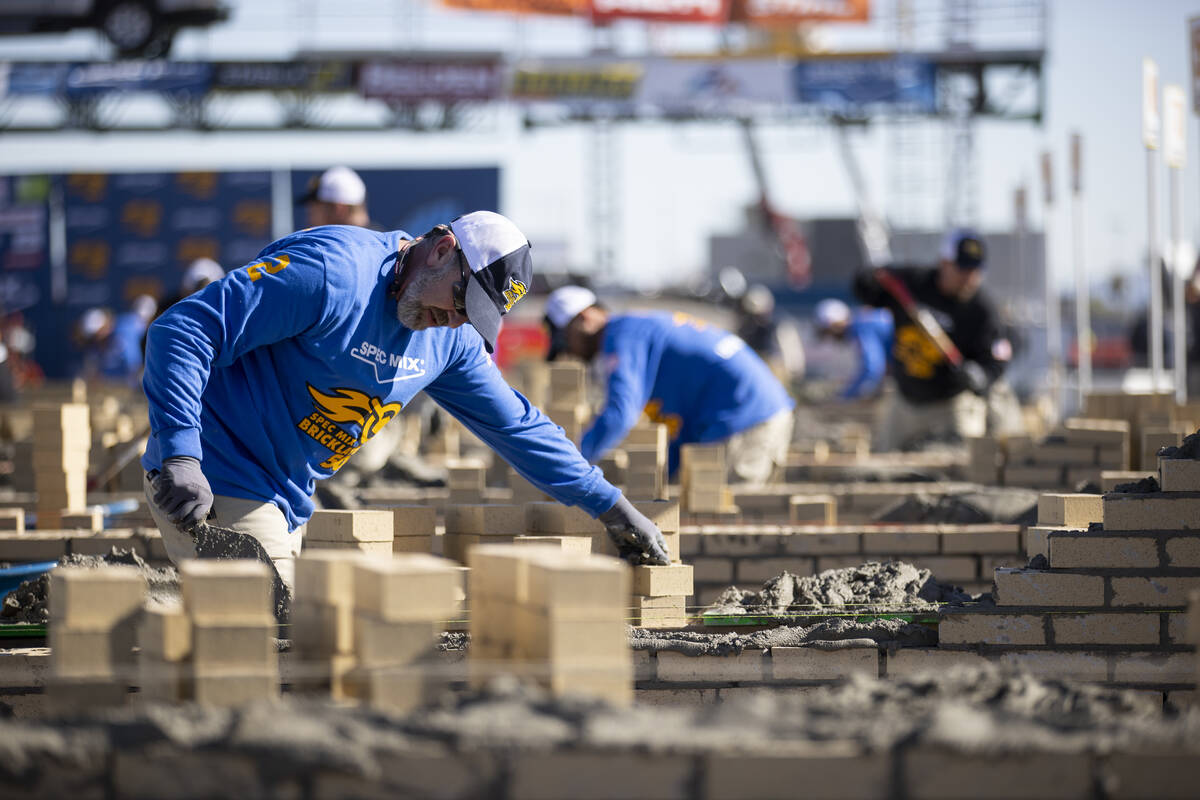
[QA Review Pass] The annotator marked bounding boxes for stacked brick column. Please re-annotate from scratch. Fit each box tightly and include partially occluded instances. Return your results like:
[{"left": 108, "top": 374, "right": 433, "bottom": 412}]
[
  {"left": 291, "top": 551, "right": 362, "bottom": 698},
  {"left": 389, "top": 505, "right": 436, "bottom": 554},
  {"left": 545, "top": 362, "right": 590, "bottom": 445},
  {"left": 631, "top": 564, "right": 693, "bottom": 628},
  {"left": 137, "top": 602, "right": 191, "bottom": 702},
  {"left": 967, "top": 417, "right": 1131, "bottom": 489},
  {"left": 306, "top": 509, "right": 394, "bottom": 556},
  {"left": 33, "top": 403, "right": 90, "bottom": 529},
  {"left": 680, "top": 444, "right": 736, "bottom": 517},
  {"left": 443, "top": 503, "right": 525, "bottom": 564},
  {"left": 47, "top": 565, "right": 144, "bottom": 710},
  {"left": 507, "top": 466, "right": 548, "bottom": 503},
  {"left": 622, "top": 423, "right": 669, "bottom": 501},
  {"left": 789, "top": 494, "right": 836, "bottom": 524},
  {"left": 446, "top": 458, "right": 487, "bottom": 504},
  {"left": 181, "top": 560, "right": 279, "bottom": 705}
]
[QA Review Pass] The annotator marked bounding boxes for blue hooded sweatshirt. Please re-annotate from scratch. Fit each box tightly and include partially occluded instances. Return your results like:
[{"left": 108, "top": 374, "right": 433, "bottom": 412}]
[{"left": 142, "top": 225, "right": 618, "bottom": 532}]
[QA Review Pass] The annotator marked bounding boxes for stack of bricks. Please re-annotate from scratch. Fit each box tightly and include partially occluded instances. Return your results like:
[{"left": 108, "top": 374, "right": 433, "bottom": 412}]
[
  {"left": 507, "top": 466, "right": 548, "bottom": 504},
  {"left": 631, "top": 563, "right": 693, "bottom": 628},
  {"left": 788, "top": 494, "right": 836, "bottom": 525},
  {"left": 544, "top": 362, "right": 590, "bottom": 446},
  {"left": 291, "top": 551, "right": 361, "bottom": 698},
  {"left": 181, "top": 560, "right": 279, "bottom": 705},
  {"left": 966, "top": 417, "right": 1131, "bottom": 489},
  {"left": 526, "top": 499, "right": 681, "bottom": 566},
  {"left": 733, "top": 481, "right": 977, "bottom": 524},
  {"left": 621, "top": 423, "right": 669, "bottom": 501},
  {"left": 445, "top": 457, "right": 487, "bottom": 504},
  {"left": 137, "top": 601, "right": 191, "bottom": 702},
  {"left": 468, "top": 544, "right": 633, "bottom": 706},
  {"left": 390, "top": 505, "right": 436, "bottom": 554},
  {"left": 443, "top": 503, "right": 525, "bottom": 564},
  {"left": 47, "top": 565, "right": 144, "bottom": 710},
  {"left": 305, "top": 509, "right": 394, "bottom": 556},
  {"left": 345, "top": 554, "right": 462, "bottom": 714},
  {"left": 679, "top": 444, "right": 737, "bottom": 519},
  {"left": 1141, "top": 426, "right": 1189, "bottom": 472},
  {"left": 1083, "top": 390, "right": 1200, "bottom": 469},
  {"left": 33, "top": 403, "right": 90, "bottom": 530}
]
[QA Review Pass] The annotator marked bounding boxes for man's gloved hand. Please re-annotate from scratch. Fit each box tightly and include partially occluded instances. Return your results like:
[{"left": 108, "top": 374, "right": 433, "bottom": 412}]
[
  {"left": 598, "top": 496, "right": 671, "bottom": 566},
  {"left": 961, "top": 360, "right": 989, "bottom": 397},
  {"left": 152, "top": 456, "right": 213, "bottom": 532}
]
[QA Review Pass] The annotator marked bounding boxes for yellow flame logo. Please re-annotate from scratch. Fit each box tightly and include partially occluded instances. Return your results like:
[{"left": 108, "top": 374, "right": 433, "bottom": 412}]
[
  {"left": 502, "top": 277, "right": 527, "bottom": 313},
  {"left": 307, "top": 385, "right": 403, "bottom": 445}
]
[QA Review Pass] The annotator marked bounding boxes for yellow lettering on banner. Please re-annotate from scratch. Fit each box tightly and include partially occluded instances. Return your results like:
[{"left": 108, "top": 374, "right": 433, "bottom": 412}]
[{"left": 247, "top": 253, "right": 290, "bottom": 282}]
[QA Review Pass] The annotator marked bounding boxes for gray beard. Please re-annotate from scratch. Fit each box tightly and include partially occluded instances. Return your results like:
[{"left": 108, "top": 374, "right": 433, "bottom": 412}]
[{"left": 395, "top": 263, "right": 452, "bottom": 329}]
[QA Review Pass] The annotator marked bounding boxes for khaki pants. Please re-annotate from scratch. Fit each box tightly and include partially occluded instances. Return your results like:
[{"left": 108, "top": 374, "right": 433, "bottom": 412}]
[
  {"left": 874, "top": 388, "right": 986, "bottom": 452},
  {"left": 144, "top": 473, "right": 304, "bottom": 594},
  {"left": 724, "top": 408, "right": 795, "bottom": 486}
]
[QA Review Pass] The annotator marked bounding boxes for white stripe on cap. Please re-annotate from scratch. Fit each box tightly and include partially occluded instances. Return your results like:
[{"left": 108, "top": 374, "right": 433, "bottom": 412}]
[{"left": 450, "top": 211, "right": 529, "bottom": 276}]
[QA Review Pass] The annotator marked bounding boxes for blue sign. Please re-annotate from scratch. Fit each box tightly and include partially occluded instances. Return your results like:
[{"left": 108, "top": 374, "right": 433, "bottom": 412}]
[
  {"left": 792, "top": 58, "right": 937, "bottom": 114},
  {"left": 65, "top": 61, "right": 213, "bottom": 97},
  {"left": 2, "top": 63, "right": 69, "bottom": 96}
]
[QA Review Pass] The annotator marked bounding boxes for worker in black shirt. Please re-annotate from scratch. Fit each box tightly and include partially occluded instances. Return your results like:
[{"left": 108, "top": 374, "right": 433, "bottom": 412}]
[{"left": 853, "top": 228, "right": 1015, "bottom": 451}]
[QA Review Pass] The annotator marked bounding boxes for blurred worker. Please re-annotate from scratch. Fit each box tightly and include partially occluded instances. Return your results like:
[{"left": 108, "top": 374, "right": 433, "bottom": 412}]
[
  {"left": 76, "top": 295, "right": 157, "bottom": 386},
  {"left": 298, "top": 166, "right": 371, "bottom": 228},
  {"left": 735, "top": 283, "right": 806, "bottom": 387},
  {"left": 544, "top": 286, "right": 795, "bottom": 485},
  {"left": 142, "top": 213, "right": 670, "bottom": 596},
  {"left": 814, "top": 298, "right": 894, "bottom": 400},
  {"left": 853, "top": 229, "right": 1015, "bottom": 451}
]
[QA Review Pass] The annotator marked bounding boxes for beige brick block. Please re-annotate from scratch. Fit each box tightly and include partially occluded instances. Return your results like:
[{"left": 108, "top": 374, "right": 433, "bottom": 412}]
[
  {"left": 636, "top": 688, "right": 715, "bottom": 706},
  {"left": 442, "top": 532, "right": 480, "bottom": 564},
  {"left": 49, "top": 565, "right": 145, "bottom": 628},
  {"left": 306, "top": 509, "right": 393, "bottom": 543},
  {"left": 294, "top": 551, "right": 363, "bottom": 605},
  {"left": 938, "top": 613, "right": 1045, "bottom": 645},
  {"left": 631, "top": 564, "right": 693, "bottom": 597},
  {"left": 291, "top": 600, "right": 354, "bottom": 656},
  {"left": 1101, "top": 471, "right": 1155, "bottom": 491},
  {"left": 344, "top": 666, "right": 428, "bottom": 715},
  {"left": 1111, "top": 653, "right": 1196, "bottom": 684},
  {"left": 680, "top": 443, "right": 726, "bottom": 467},
  {"left": 706, "top": 746, "right": 889, "bottom": 800},
  {"left": 390, "top": 505, "right": 437, "bottom": 537},
  {"left": 1165, "top": 536, "right": 1200, "bottom": 567},
  {"left": 994, "top": 650, "right": 1108, "bottom": 681},
  {"left": 940, "top": 527, "right": 1021, "bottom": 554},
  {"left": 861, "top": 529, "right": 940, "bottom": 554},
  {"left": 353, "top": 614, "right": 437, "bottom": 667},
  {"left": 905, "top": 747, "right": 1091, "bottom": 800},
  {"left": 735, "top": 557, "right": 816, "bottom": 584},
  {"left": 783, "top": 528, "right": 860, "bottom": 555},
  {"left": 1052, "top": 613, "right": 1160, "bottom": 645},
  {"left": 525, "top": 502, "right": 602, "bottom": 535},
  {"left": 1037, "top": 493, "right": 1103, "bottom": 527},
  {"left": 528, "top": 555, "right": 630, "bottom": 610},
  {"left": 771, "top": 646, "right": 877, "bottom": 681},
  {"left": 1159, "top": 459, "right": 1200, "bottom": 492},
  {"left": 0, "top": 508, "right": 25, "bottom": 532},
  {"left": 138, "top": 657, "right": 189, "bottom": 703},
  {"left": 1103, "top": 493, "right": 1200, "bottom": 531},
  {"left": 788, "top": 495, "right": 836, "bottom": 525},
  {"left": 354, "top": 555, "right": 462, "bottom": 621},
  {"left": 632, "top": 595, "right": 689, "bottom": 628},
  {"left": 445, "top": 458, "right": 486, "bottom": 489},
  {"left": 305, "top": 540, "right": 393, "bottom": 556},
  {"left": 690, "top": 557, "right": 734, "bottom": 583},
  {"left": 512, "top": 535, "right": 592, "bottom": 555},
  {"left": 1033, "top": 443, "right": 1099, "bottom": 466},
  {"left": 0, "top": 531, "right": 70, "bottom": 561},
  {"left": 392, "top": 534, "right": 433, "bottom": 554},
  {"left": 1048, "top": 533, "right": 1160, "bottom": 569},
  {"left": 520, "top": 615, "right": 628, "bottom": 665},
  {"left": 1104, "top": 751, "right": 1200, "bottom": 800},
  {"left": 137, "top": 603, "right": 190, "bottom": 661},
  {"left": 58, "top": 509, "right": 103, "bottom": 531},
  {"left": 656, "top": 651, "right": 765, "bottom": 683},
  {"left": 1024, "top": 526, "right": 1062, "bottom": 559},
  {"left": 445, "top": 504, "right": 526, "bottom": 536},
  {"left": 191, "top": 620, "right": 276, "bottom": 673},
  {"left": 180, "top": 560, "right": 273, "bottom": 623},
  {"left": 1110, "top": 576, "right": 1200, "bottom": 607},
  {"left": 1003, "top": 464, "right": 1066, "bottom": 488},
  {"left": 50, "top": 625, "right": 135, "bottom": 678},
  {"left": 993, "top": 568, "right": 1104, "bottom": 607},
  {"left": 469, "top": 544, "right": 552, "bottom": 602},
  {"left": 701, "top": 530, "right": 783, "bottom": 556},
  {"left": 191, "top": 670, "right": 279, "bottom": 706},
  {"left": 629, "top": 500, "right": 680, "bottom": 533},
  {"left": 510, "top": 752, "right": 690, "bottom": 800},
  {"left": 884, "top": 648, "right": 988, "bottom": 677}
]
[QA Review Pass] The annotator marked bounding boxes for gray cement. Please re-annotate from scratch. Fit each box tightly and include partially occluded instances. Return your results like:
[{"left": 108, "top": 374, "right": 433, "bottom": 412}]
[
  {"left": 873, "top": 487, "right": 1039, "bottom": 524},
  {"left": 1158, "top": 429, "right": 1200, "bottom": 460},
  {"left": 630, "top": 616, "right": 935, "bottom": 656}
]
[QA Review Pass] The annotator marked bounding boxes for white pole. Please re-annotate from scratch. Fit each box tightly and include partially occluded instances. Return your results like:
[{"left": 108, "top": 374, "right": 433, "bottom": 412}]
[
  {"left": 1071, "top": 133, "right": 1091, "bottom": 404},
  {"left": 1148, "top": 148, "right": 1164, "bottom": 388},
  {"left": 1041, "top": 152, "right": 1062, "bottom": 421},
  {"left": 1171, "top": 167, "right": 1186, "bottom": 404}
]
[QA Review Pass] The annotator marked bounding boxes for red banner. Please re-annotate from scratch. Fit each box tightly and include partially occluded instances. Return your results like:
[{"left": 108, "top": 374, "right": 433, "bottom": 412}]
[
  {"left": 730, "top": 0, "right": 869, "bottom": 25},
  {"left": 590, "top": 0, "right": 730, "bottom": 25},
  {"left": 439, "top": 0, "right": 585, "bottom": 16}
]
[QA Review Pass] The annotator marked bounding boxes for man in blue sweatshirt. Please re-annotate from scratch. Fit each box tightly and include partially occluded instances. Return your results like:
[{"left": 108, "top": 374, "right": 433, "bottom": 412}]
[
  {"left": 814, "top": 298, "right": 894, "bottom": 400},
  {"left": 543, "top": 286, "right": 795, "bottom": 483},
  {"left": 142, "top": 212, "right": 670, "bottom": 594}
]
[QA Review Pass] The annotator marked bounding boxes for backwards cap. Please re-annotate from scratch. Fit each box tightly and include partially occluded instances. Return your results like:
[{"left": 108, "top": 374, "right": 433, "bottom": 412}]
[{"left": 449, "top": 211, "right": 532, "bottom": 354}]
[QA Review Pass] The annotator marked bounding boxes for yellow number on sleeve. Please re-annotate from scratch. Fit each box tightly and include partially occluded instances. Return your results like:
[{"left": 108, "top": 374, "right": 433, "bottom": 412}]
[{"left": 247, "top": 254, "right": 290, "bottom": 282}]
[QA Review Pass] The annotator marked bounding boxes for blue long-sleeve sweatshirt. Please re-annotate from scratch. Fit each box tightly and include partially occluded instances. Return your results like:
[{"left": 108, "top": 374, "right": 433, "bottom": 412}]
[
  {"left": 142, "top": 225, "right": 618, "bottom": 532},
  {"left": 841, "top": 308, "right": 894, "bottom": 400},
  {"left": 580, "top": 312, "right": 794, "bottom": 474}
]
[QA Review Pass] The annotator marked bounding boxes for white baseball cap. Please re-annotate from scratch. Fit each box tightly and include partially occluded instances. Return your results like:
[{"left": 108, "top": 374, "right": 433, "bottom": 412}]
[
  {"left": 299, "top": 166, "right": 367, "bottom": 206},
  {"left": 545, "top": 286, "right": 597, "bottom": 330},
  {"left": 815, "top": 298, "right": 851, "bottom": 330},
  {"left": 182, "top": 257, "right": 225, "bottom": 293}
]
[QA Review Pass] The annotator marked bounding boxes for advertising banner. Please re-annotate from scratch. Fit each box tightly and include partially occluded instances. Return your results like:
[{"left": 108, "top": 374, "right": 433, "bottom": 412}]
[
  {"left": 439, "top": 0, "right": 585, "bottom": 16},
  {"left": 635, "top": 59, "right": 792, "bottom": 114},
  {"left": 214, "top": 61, "right": 353, "bottom": 92},
  {"left": 1142, "top": 57, "right": 1160, "bottom": 150},
  {"left": 0, "top": 175, "right": 50, "bottom": 316},
  {"left": 792, "top": 57, "right": 936, "bottom": 114},
  {"left": 65, "top": 61, "right": 213, "bottom": 97},
  {"left": 358, "top": 60, "right": 503, "bottom": 103},
  {"left": 0, "top": 62, "right": 69, "bottom": 96},
  {"left": 590, "top": 0, "right": 729, "bottom": 25},
  {"left": 730, "top": 0, "right": 869, "bottom": 25},
  {"left": 511, "top": 61, "right": 643, "bottom": 101},
  {"left": 1191, "top": 16, "right": 1200, "bottom": 114},
  {"left": 1163, "top": 84, "right": 1187, "bottom": 170}
]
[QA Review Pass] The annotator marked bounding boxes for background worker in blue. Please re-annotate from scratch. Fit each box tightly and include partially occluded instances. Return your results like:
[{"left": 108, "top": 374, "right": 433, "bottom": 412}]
[
  {"left": 142, "top": 212, "right": 670, "bottom": 594},
  {"left": 543, "top": 286, "right": 795, "bottom": 485},
  {"left": 813, "top": 298, "right": 894, "bottom": 400}
]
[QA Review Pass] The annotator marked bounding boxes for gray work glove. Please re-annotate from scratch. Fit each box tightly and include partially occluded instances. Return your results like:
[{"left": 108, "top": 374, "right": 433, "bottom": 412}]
[
  {"left": 152, "top": 456, "right": 213, "bottom": 532},
  {"left": 598, "top": 496, "right": 671, "bottom": 566},
  {"left": 960, "top": 360, "right": 989, "bottom": 397}
]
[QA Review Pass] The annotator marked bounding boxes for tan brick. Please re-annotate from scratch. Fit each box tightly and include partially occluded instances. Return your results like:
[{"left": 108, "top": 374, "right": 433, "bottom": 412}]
[
  {"left": 353, "top": 614, "right": 437, "bottom": 667},
  {"left": 995, "top": 650, "right": 1108, "bottom": 681},
  {"left": 701, "top": 530, "right": 783, "bottom": 556},
  {"left": 679, "top": 531, "right": 700, "bottom": 556},
  {"left": 520, "top": 614, "right": 628, "bottom": 665},
  {"left": 445, "top": 504, "right": 526, "bottom": 536},
  {"left": 468, "top": 544, "right": 557, "bottom": 602},
  {"left": 1105, "top": 751, "right": 1200, "bottom": 800},
  {"left": 905, "top": 747, "right": 1092, "bottom": 800},
  {"left": 354, "top": 555, "right": 463, "bottom": 621},
  {"left": 690, "top": 557, "right": 734, "bottom": 584},
  {"left": 906, "top": 556, "right": 978, "bottom": 582},
  {"left": 1052, "top": 613, "right": 1160, "bottom": 645},
  {"left": 1159, "top": 459, "right": 1200, "bottom": 492},
  {"left": 392, "top": 534, "right": 432, "bottom": 554},
  {"left": 631, "top": 564, "right": 693, "bottom": 597},
  {"left": 783, "top": 528, "right": 860, "bottom": 555},
  {"left": 706, "top": 745, "right": 889, "bottom": 800},
  {"left": 50, "top": 565, "right": 145, "bottom": 628},
  {"left": 656, "top": 651, "right": 765, "bottom": 683},
  {"left": 1035, "top": 443, "right": 1099, "bottom": 466},
  {"left": 69, "top": 532, "right": 147, "bottom": 559},
  {"left": 1111, "top": 653, "right": 1196, "bottom": 684},
  {"left": 788, "top": 495, "right": 836, "bottom": 525},
  {"left": 525, "top": 502, "right": 602, "bottom": 535},
  {"left": 191, "top": 620, "right": 276, "bottom": 673},
  {"left": 1024, "top": 526, "right": 1061, "bottom": 559},
  {"left": 940, "top": 527, "right": 1021, "bottom": 554},
  {"left": 736, "top": 557, "right": 816, "bottom": 584},
  {"left": 305, "top": 509, "right": 393, "bottom": 543},
  {"left": 50, "top": 625, "right": 135, "bottom": 678},
  {"left": 291, "top": 600, "right": 354, "bottom": 656},
  {"left": 512, "top": 535, "right": 592, "bottom": 555},
  {"left": 137, "top": 603, "right": 190, "bottom": 661},
  {"left": 1102, "top": 471, "right": 1156, "bottom": 491},
  {"left": 1048, "top": 533, "right": 1160, "bottom": 568},
  {"left": 1166, "top": 610, "right": 1188, "bottom": 644},
  {"left": 0, "top": 508, "right": 25, "bottom": 533},
  {"left": 1103, "top": 493, "right": 1200, "bottom": 531},
  {"left": 305, "top": 540, "right": 393, "bottom": 556},
  {"left": 1165, "top": 536, "right": 1200, "bottom": 567},
  {"left": 629, "top": 500, "right": 679, "bottom": 533},
  {"left": 634, "top": 688, "right": 716, "bottom": 706},
  {"left": 509, "top": 752, "right": 693, "bottom": 800},
  {"left": 294, "top": 550, "right": 363, "bottom": 605},
  {"left": 1037, "top": 493, "right": 1103, "bottom": 527},
  {"left": 938, "top": 613, "right": 1045, "bottom": 645},
  {"left": 1110, "top": 576, "right": 1200, "bottom": 607},
  {"left": 1003, "top": 464, "right": 1065, "bottom": 488},
  {"left": 59, "top": 509, "right": 103, "bottom": 531},
  {"left": 632, "top": 596, "right": 688, "bottom": 628},
  {"left": 528, "top": 556, "right": 630, "bottom": 610},
  {"left": 770, "top": 646, "right": 877, "bottom": 681},
  {"left": 180, "top": 560, "right": 273, "bottom": 623},
  {"left": 442, "top": 532, "right": 481, "bottom": 564},
  {"left": 191, "top": 670, "right": 279, "bottom": 705},
  {"left": 390, "top": 505, "right": 437, "bottom": 537},
  {"left": 993, "top": 568, "right": 1104, "bottom": 607},
  {"left": 860, "top": 529, "right": 940, "bottom": 554},
  {"left": 885, "top": 648, "right": 988, "bottom": 676}
]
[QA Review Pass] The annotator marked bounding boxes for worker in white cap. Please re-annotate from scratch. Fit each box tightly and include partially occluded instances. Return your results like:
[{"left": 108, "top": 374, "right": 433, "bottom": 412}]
[
  {"left": 814, "top": 298, "right": 894, "bottom": 400},
  {"left": 544, "top": 285, "right": 795, "bottom": 485},
  {"left": 142, "top": 213, "right": 670, "bottom": 603},
  {"left": 298, "top": 166, "right": 370, "bottom": 228}
]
